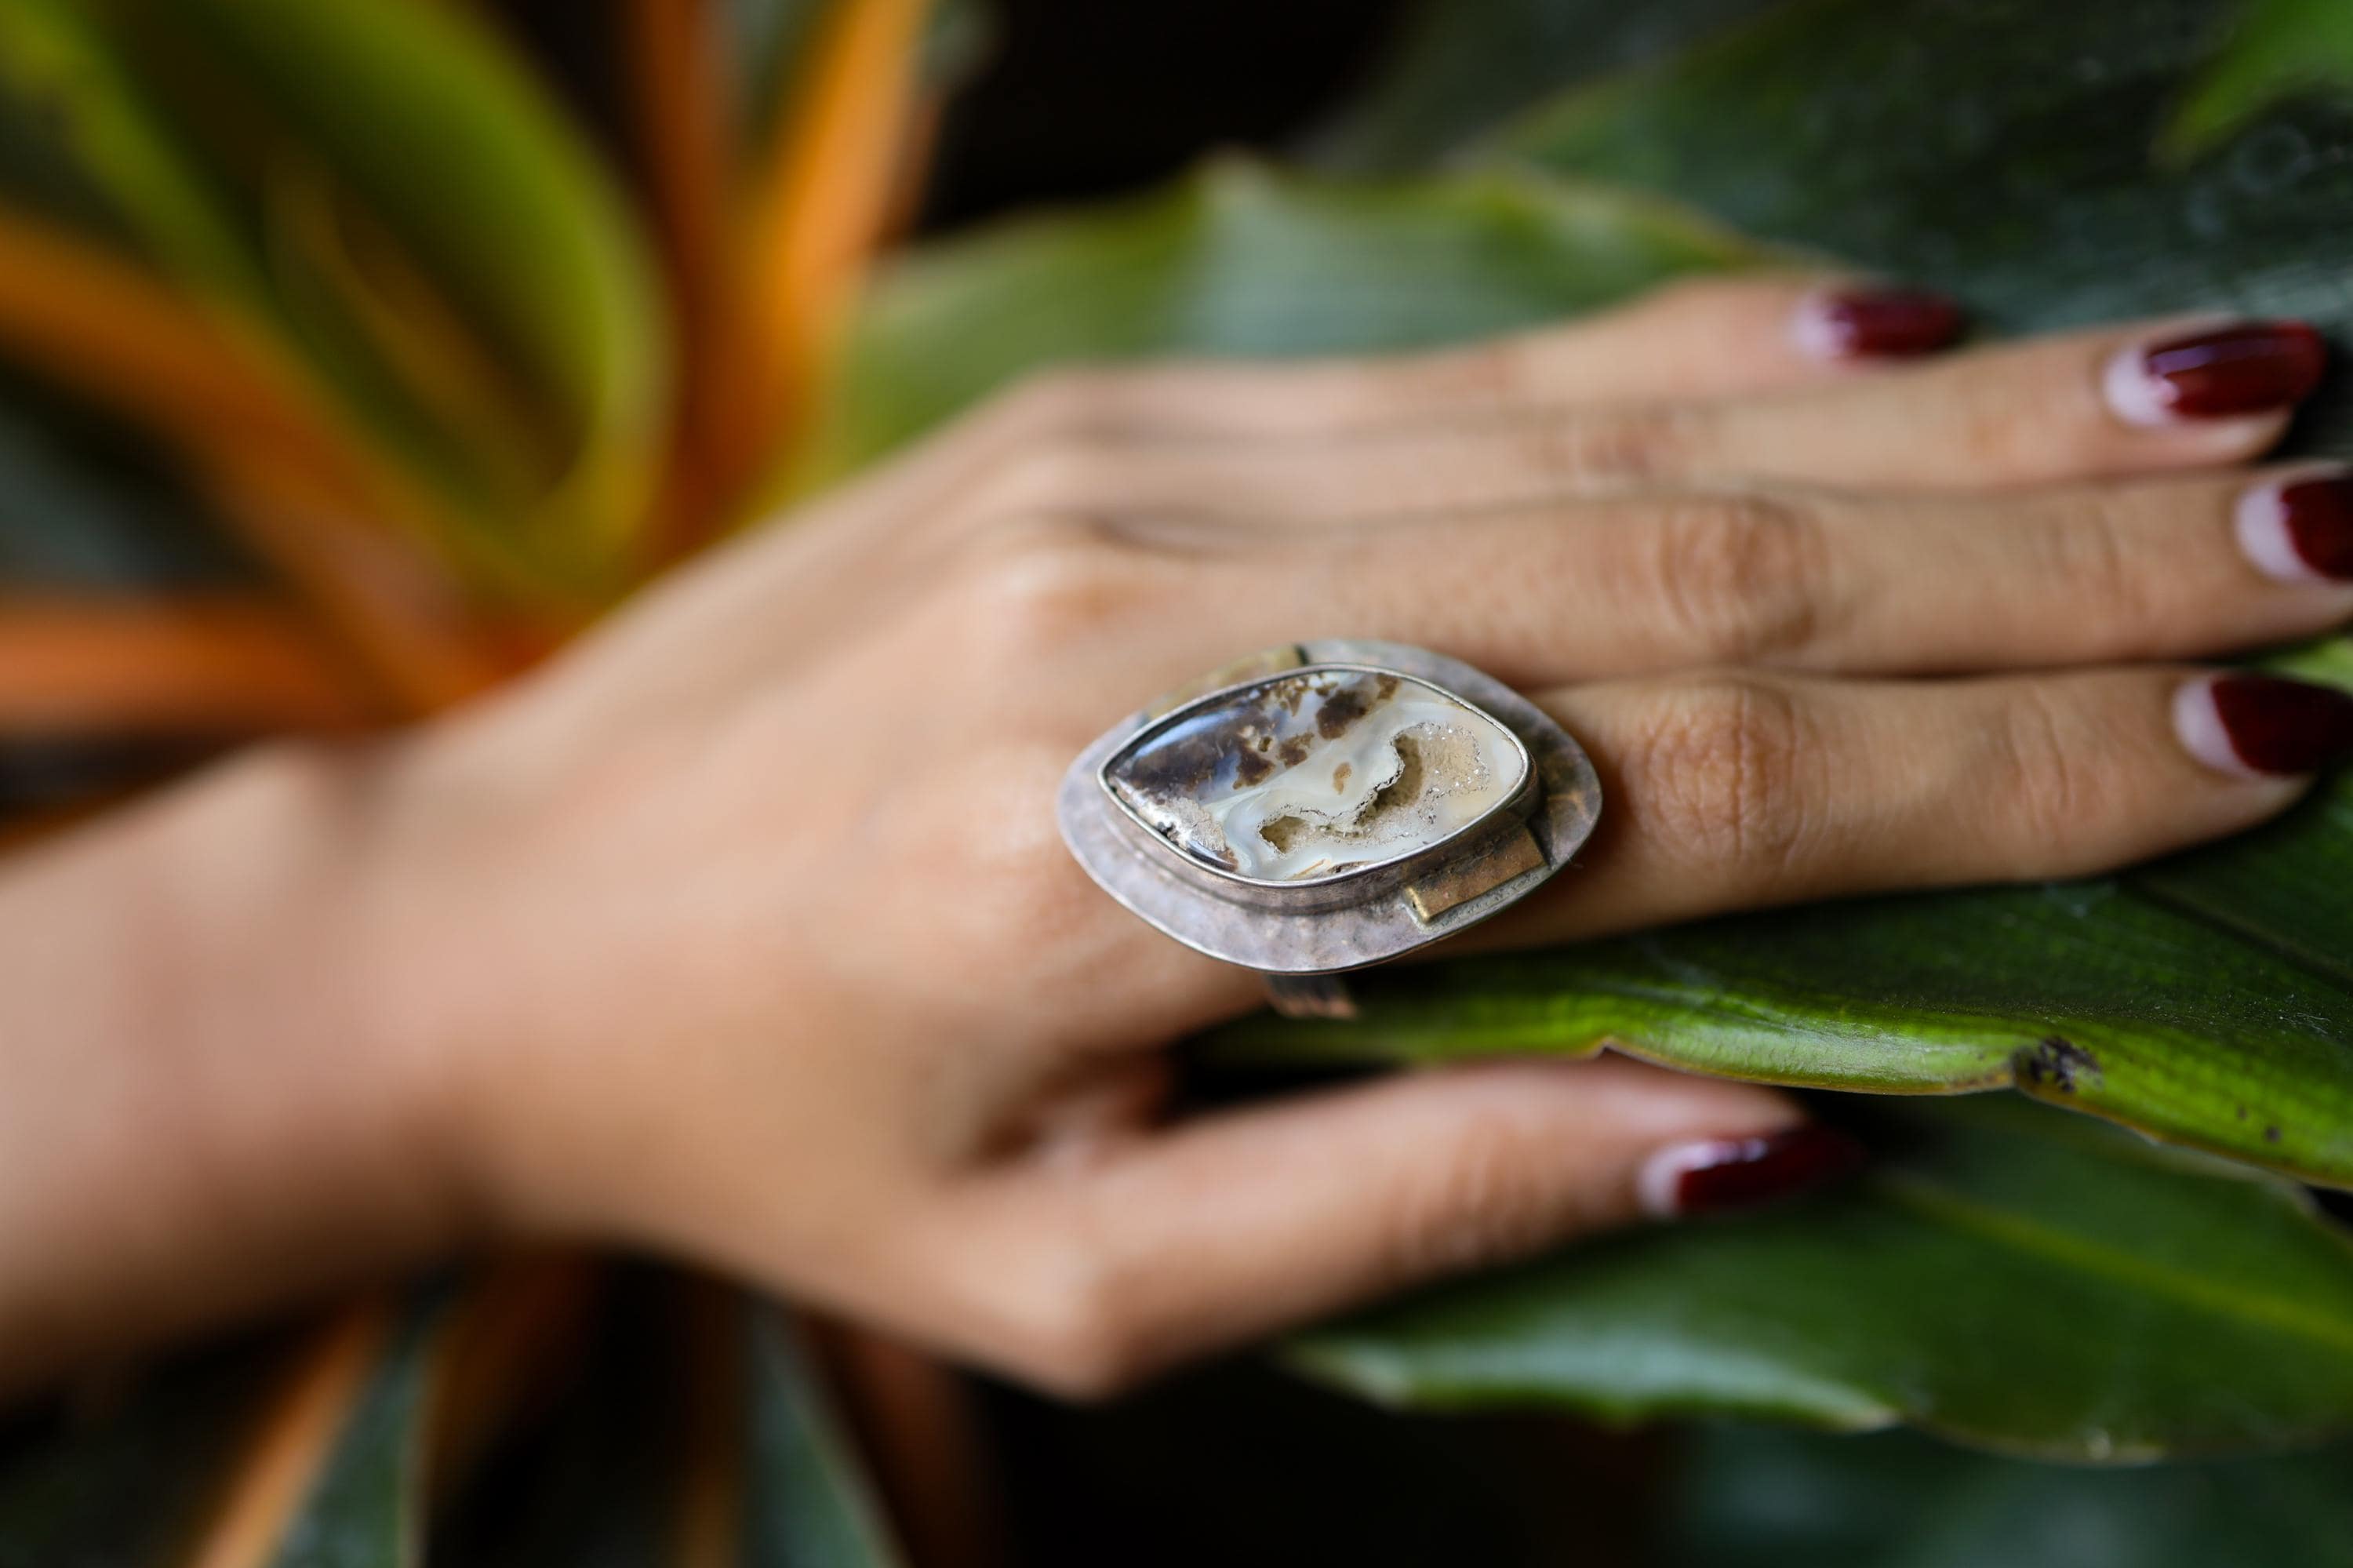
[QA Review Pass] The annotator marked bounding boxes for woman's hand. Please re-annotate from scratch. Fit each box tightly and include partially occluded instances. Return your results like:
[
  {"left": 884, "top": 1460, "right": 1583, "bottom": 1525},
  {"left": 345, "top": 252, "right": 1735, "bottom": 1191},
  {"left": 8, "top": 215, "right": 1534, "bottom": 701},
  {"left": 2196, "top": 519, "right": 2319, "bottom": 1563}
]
[{"left": 9, "top": 277, "right": 2352, "bottom": 1395}]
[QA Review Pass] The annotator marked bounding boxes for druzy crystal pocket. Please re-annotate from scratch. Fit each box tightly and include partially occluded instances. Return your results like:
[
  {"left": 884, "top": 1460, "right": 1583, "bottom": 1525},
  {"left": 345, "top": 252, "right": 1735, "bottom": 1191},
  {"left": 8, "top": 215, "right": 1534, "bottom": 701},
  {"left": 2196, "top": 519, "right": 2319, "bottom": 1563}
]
[{"left": 1103, "top": 668, "right": 1528, "bottom": 882}]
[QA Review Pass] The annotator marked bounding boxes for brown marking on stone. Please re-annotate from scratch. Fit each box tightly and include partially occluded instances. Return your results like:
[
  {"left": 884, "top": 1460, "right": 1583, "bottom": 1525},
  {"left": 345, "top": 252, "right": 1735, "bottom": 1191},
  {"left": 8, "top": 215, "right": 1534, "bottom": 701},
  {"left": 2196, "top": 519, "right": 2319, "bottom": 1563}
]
[
  {"left": 1232, "top": 747, "right": 1273, "bottom": 786},
  {"left": 1377, "top": 673, "right": 1399, "bottom": 700},
  {"left": 1278, "top": 734, "right": 1314, "bottom": 767},
  {"left": 1333, "top": 761, "right": 1352, "bottom": 792},
  {"left": 1316, "top": 687, "right": 1369, "bottom": 740}
]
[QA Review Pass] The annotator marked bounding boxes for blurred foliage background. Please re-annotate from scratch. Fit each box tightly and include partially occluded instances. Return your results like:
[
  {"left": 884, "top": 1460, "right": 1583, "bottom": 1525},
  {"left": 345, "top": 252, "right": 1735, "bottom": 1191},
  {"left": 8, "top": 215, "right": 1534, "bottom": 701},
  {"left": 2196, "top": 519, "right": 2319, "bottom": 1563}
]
[{"left": 5, "top": 1, "right": 2353, "bottom": 1563}]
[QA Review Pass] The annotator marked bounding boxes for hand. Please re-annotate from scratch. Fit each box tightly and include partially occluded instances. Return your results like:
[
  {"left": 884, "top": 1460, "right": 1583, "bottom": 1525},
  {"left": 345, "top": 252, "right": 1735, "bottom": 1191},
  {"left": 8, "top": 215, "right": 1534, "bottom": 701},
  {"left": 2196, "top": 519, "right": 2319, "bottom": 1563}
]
[{"left": 27, "top": 278, "right": 2348, "bottom": 1396}]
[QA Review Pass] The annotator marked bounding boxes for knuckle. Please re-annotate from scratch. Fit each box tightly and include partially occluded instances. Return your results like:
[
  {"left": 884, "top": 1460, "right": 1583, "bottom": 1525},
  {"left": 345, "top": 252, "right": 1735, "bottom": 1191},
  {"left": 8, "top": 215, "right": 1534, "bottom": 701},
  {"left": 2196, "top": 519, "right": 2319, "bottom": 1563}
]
[
  {"left": 1646, "top": 493, "right": 1833, "bottom": 664},
  {"left": 957, "top": 513, "right": 1140, "bottom": 658},
  {"left": 2038, "top": 493, "right": 2162, "bottom": 651},
  {"left": 1522, "top": 405, "right": 1697, "bottom": 484},
  {"left": 1994, "top": 683, "right": 2111, "bottom": 857},
  {"left": 1626, "top": 676, "right": 1814, "bottom": 879}
]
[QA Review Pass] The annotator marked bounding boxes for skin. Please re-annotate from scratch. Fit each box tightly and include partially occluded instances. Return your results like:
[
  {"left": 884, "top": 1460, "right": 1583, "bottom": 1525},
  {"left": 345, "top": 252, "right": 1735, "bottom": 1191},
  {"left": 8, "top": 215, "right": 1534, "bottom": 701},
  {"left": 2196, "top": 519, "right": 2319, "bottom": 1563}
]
[{"left": 1, "top": 276, "right": 2347, "bottom": 1399}]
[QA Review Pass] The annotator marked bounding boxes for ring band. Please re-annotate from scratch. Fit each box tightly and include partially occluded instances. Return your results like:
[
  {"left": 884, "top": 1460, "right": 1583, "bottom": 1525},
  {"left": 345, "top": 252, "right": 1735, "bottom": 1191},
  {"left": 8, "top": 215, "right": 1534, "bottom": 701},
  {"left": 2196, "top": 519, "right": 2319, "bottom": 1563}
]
[{"left": 1057, "top": 641, "right": 1602, "bottom": 1016}]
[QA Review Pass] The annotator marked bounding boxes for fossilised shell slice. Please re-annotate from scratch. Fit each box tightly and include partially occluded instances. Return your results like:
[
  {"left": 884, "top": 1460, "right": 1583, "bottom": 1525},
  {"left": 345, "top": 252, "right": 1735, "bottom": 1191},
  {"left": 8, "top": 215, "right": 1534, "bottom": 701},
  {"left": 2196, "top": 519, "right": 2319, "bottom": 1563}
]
[{"left": 1102, "top": 667, "right": 1529, "bottom": 883}]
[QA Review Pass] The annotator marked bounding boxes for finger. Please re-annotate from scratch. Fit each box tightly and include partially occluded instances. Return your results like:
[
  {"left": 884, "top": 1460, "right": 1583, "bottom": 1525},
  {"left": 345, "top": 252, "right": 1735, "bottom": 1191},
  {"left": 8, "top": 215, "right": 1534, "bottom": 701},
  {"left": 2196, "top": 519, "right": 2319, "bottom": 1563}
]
[
  {"left": 1161, "top": 467, "right": 2353, "bottom": 687},
  {"left": 945, "top": 1056, "right": 1848, "bottom": 1395},
  {"left": 1493, "top": 668, "right": 2352, "bottom": 947},
  {"left": 980, "top": 275, "right": 1960, "bottom": 440},
  {"left": 957, "top": 318, "right": 2322, "bottom": 525}
]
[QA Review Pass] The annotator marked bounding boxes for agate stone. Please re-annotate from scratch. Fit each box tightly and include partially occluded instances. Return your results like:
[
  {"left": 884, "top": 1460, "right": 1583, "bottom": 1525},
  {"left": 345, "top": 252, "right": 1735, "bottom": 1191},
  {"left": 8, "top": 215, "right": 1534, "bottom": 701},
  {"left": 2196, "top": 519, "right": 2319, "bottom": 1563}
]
[{"left": 1104, "top": 668, "right": 1526, "bottom": 881}]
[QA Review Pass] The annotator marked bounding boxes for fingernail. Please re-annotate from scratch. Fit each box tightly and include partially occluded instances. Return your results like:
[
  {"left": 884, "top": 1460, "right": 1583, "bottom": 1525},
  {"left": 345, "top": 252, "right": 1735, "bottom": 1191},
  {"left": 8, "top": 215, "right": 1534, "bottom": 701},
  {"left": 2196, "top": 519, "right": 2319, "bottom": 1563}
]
[
  {"left": 1638, "top": 1126, "right": 1864, "bottom": 1219},
  {"left": 2237, "top": 468, "right": 2353, "bottom": 584},
  {"left": 2104, "top": 320, "right": 2326, "bottom": 425},
  {"left": 1791, "top": 286, "right": 1964, "bottom": 359},
  {"left": 2175, "top": 672, "right": 2353, "bottom": 777}
]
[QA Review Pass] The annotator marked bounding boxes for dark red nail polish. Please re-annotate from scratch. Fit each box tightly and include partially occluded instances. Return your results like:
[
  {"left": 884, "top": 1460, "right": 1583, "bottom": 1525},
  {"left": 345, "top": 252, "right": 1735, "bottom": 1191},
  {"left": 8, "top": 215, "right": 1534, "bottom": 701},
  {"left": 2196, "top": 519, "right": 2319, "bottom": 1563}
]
[
  {"left": 2276, "top": 474, "right": 2353, "bottom": 580},
  {"left": 1652, "top": 1126, "right": 1865, "bottom": 1217},
  {"left": 1796, "top": 288, "right": 1964, "bottom": 358},
  {"left": 2126, "top": 321, "right": 2326, "bottom": 420},
  {"left": 2207, "top": 674, "right": 2353, "bottom": 776}
]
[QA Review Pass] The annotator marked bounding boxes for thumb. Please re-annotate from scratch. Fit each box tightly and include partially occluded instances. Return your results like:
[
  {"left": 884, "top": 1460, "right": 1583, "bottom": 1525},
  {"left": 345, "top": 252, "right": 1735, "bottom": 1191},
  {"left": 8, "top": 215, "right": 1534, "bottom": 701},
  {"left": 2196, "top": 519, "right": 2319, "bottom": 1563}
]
[{"left": 955, "top": 1054, "right": 1860, "bottom": 1398}]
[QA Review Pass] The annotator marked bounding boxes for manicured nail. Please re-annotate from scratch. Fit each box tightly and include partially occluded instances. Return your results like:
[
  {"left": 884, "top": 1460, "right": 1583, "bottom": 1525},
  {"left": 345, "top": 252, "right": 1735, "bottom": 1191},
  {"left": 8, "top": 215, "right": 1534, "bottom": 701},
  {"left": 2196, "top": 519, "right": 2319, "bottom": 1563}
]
[
  {"left": 2237, "top": 468, "right": 2353, "bottom": 583},
  {"left": 1791, "top": 286, "right": 1964, "bottom": 359},
  {"left": 1637, "top": 1125, "right": 1864, "bottom": 1219},
  {"left": 2175, "top": 672, "right": 2353, "bottom": 777},
  {"left": 2104, "top": 320, "right": 2326, "bottom": 425}
]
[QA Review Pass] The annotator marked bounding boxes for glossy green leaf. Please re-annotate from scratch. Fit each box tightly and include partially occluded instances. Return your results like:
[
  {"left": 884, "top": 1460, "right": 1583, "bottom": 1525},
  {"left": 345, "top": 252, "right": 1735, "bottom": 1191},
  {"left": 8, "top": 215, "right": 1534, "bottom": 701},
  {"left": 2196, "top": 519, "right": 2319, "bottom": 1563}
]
[
  {"left": 1251, "top": 0, "right": 2353, "bottom": 1181},
  {"left": 802, "top": 158, "right": 1773, "bottom": 483},
  {"left": 1307, "top": 0, "right": 1787, "bottom": 173},
  {"left": 1209, "top": 878, "right": 2353, "bottom": 1183},
  {"left": 1290, "top": 1097, "right": 2353, "bottom": 1459},
  {"left": 124, "top": 0, "right": 667, "bottom": 582},
  {"left": 270, "top": 1299, "right": 446, "bottom": 1568},
  {"left": 814, "top": 144, "right": 2353, "bottom": 1184},
  {"left": 0, "top": 1293, "right": 446, "bottom": 1568},
  {"left": 1489, "top": 0, "right": 2353, "bottom": 395},
  {"left": 2169, "top": 0, "right": 2353, "bottom": 158},
  {"left": 0, "top": 373, "right": 251, "bottom": 591},
  {"left": 744, "top": 1307, "right": 904, "bottom": 1568},
  {"left": 0, "top": 0, "right": 257, "bottom": 296},
  {"left": 1665, "top": 1423, "right": 2353, "bottom": 1568},
  {"left": 6, "top": 0, "right": 671, "bottom": 598}
]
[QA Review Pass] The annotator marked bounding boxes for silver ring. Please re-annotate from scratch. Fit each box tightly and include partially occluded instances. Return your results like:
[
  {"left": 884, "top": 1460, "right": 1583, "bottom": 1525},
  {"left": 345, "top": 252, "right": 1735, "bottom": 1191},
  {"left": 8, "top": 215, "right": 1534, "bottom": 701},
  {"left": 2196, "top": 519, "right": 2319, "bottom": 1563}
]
[{"left": 1057, "top": 641, "right": 1602, "bottom": 1019}]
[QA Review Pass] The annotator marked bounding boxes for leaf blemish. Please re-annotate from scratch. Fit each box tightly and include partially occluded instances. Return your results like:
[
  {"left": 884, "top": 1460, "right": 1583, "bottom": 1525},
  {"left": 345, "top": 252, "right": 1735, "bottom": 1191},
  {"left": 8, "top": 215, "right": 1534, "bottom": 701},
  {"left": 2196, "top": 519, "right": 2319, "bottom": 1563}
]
[{"left": 2016, "top": 1035, "right": 2100, "bottom": 1095}]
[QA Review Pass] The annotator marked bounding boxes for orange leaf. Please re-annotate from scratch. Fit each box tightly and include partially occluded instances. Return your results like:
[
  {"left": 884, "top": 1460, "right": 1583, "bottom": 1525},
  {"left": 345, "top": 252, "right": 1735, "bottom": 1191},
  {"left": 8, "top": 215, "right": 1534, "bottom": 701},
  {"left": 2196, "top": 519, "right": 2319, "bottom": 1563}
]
[
  {"left": 0, "top": 211, "right": 511, "bottom": 712},
  {"left": 0, "top": 595, "right": 376, "bottom": 734},
  {"left": 186, "top": 1298, "right": 397, "bottom": 1568},
  {"left": 649, "top": 0, "right": 935, "bottom": 548}
]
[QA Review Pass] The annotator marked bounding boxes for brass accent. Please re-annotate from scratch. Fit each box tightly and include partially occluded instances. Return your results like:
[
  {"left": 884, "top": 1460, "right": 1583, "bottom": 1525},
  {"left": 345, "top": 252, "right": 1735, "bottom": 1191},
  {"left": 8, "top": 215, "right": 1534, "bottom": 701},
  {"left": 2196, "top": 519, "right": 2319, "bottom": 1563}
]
[
  {"left": 1404, "top": 825, "right": 1547, "bottom": 924},
  {"left": 1144, "top": 644, "right": 1306, "bottom": 719}
]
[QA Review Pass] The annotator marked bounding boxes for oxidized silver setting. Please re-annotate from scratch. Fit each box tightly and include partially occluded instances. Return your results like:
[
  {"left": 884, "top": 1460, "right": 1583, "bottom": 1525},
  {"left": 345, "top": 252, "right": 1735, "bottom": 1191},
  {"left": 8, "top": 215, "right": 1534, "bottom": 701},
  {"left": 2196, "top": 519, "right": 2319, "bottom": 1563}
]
[{"left": 1058, "top": 640, "right": 1602, "bottom": 1008}]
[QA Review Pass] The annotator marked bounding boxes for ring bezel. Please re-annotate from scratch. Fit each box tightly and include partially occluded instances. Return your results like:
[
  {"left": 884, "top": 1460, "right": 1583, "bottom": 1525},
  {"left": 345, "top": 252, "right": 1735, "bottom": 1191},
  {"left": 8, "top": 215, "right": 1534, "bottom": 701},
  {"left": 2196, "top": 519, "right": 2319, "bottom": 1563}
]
[{"left": 1057, "top": 638, "right": 1602, "bottom": 975}]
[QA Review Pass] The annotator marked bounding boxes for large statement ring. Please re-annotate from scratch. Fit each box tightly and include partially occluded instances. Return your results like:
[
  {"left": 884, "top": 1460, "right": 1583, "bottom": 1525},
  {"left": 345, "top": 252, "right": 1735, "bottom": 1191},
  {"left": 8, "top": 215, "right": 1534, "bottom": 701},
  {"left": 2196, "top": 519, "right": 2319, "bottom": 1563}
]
[{"left": 1058, "top": 640, "right": 1602, "bottom": 1019}]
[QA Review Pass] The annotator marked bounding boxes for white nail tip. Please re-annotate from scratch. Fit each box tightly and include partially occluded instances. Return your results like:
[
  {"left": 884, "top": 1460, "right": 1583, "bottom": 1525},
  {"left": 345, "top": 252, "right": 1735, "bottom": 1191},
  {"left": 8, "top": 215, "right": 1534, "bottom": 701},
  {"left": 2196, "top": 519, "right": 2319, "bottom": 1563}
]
[
  {"left": 1635, "top": 1139, "right": 1737, "bottom": 1221},
  {"left": 1787, "top": 292, "right": 1847, "bottom": 362},
  {"left": 2173, "top": 677, "right": 2264, "bottom": 780},
  {"left": 2237, "top": 477, "right": 2344, "bottom": 585},
  {"left": 2103, "top": 343, "right": 2178, "bottom": 427}
]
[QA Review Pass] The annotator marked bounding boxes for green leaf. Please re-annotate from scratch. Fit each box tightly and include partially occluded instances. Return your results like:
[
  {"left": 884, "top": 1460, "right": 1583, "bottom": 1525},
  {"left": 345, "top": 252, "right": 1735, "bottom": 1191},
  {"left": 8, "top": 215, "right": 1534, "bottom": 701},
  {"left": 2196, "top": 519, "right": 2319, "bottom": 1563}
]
[
  {"left": 1665, "top": 1423, "right": 2353, "bottom": 1567},
  {"left": 2168, "top": 0, "right": 2353, "bottom": 159},
  {"left": 16, "top": 0, "right": 671, "bottom": 598},
  {"left": 0, "top": 1294, "right": 447, "bottom": 1568},
  {"left": 1207, "top": 880, "right": 2353, "bottom": 1183},
  {"left": 1307, "top": 0, "right": 1790, "bottom": 173},
  {"left": 1289, "top": 1097, "right": 2353, "bottom": 1460},
  {"left": 0, "top": 372, "right": 252, "bottom": 590},
  {"left": 798, "top": 158, "right": 1777, "bottom": 484},
  {"left": 1488, "top": 0, "right": 2353, "bottom": 372},
  {"left": 744, "top": 1307, "right": 903, "bottom": 1568},
  {"left": 816, "top": 147, "right": 2353, "bottom": 1185},
  {"left": 270, "top": 1299, "right": 447, "bottom": 1568}
]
